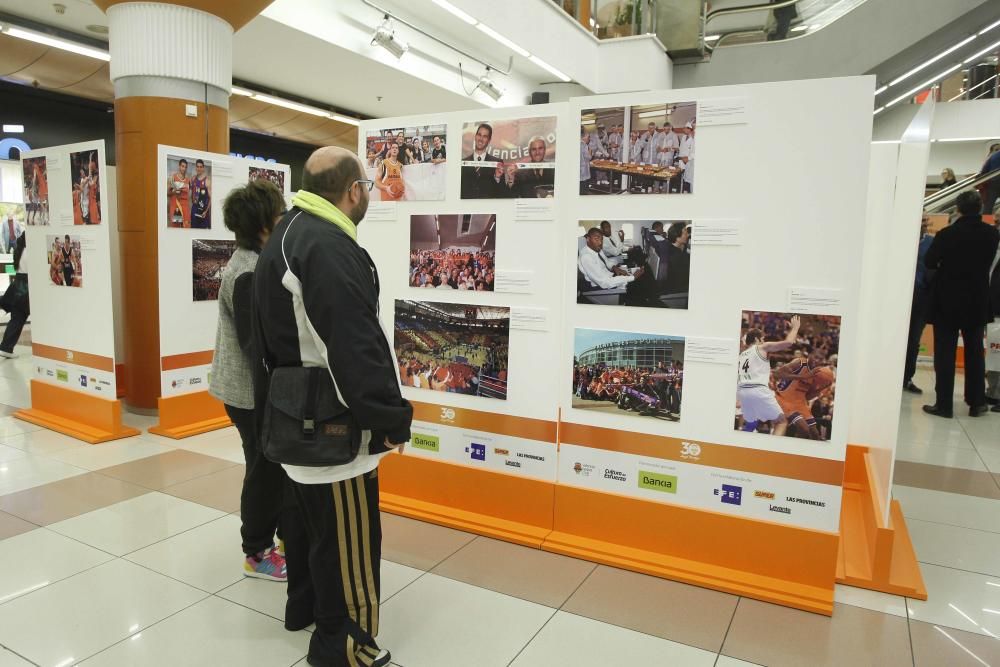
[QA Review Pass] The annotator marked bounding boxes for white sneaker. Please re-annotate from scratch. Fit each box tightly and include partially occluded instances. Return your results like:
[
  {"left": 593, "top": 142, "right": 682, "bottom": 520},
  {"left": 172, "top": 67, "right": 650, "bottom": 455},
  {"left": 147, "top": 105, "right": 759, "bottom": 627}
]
[{"left": 0, "top": 351, "right": 15, "bottom": 359}]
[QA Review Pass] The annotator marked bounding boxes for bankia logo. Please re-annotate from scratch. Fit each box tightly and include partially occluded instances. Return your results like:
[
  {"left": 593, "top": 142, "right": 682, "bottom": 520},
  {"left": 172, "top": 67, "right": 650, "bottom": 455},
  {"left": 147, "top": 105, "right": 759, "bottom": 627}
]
[
  {"left": 638, "top": 470, "right": 677, "bottom": 494},
  {"left": 56, "top": 369, "right": 69, "bottom": 382},
  {"left": 411, "top": 434, "right": 440, "bottom": 452},
  {"left": 465, "top": 443, "right": 486, "bottom": 461},
  {"left": 714, "top": 484, "right": 742, "bottom": 506}
]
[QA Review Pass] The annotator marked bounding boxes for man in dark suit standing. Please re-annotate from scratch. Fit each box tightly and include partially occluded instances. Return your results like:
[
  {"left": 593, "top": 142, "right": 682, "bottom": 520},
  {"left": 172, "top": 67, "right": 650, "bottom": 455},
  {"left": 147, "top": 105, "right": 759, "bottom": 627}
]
[
  {"left": 923, "top": 190, "right": 1000, "bottom": 418},
  {"left": 460, "top": 123, "right": 500, "bottom": 199}
]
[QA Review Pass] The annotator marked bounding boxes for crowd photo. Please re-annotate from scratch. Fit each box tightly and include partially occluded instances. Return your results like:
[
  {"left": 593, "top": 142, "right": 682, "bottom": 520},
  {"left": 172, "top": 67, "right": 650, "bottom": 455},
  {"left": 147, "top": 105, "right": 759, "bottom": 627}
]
[
  {"left": 365, "top": 124, "right": 447, "bottom": 201},
  {"left": 47, "top": 234, "right": 83, "bottom": 288},
  {"left": 70, "top": 149, "right": 101, "bottom": 225},
  {"left": 460, "top": 116, "right": 557, "bottom": 199},
  {"left": 580, "top": 101, "right": 696, "bottom": 196},
  {"left": 734, "top": 310, "right": 841, "bottom": 441},
  {"left": 192, "top": 239, "right": 237, "bottom": 301},
  {"left": 394, "top": 300, "right": 510, "bottom": 400},
  {"left": 572, "top": 328, "right": 685, "bottom": 421},
  {"left": 22, "top": 156, "right": 49, "bottom": 226},
  {"left": 247, "top": 166, "right": 285, "bottom": 192},
  {"left": 576, "top": 219, "right": 691, "bottom": 308},
  {"left": 166, "top": 154, "right": 213, "bottom": 229},
  {"left": 409, "top": 214, "right": 496, "bottom": 291}
]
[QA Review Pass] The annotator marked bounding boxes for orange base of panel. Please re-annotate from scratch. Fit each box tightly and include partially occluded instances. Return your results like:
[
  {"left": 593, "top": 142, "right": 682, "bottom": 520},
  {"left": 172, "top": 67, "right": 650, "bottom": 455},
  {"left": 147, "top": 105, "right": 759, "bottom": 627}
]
[
  {"left": 15, "top": 380, "right": 140, "bottom": 444},
  {"left": 148, "top": 391, "right": 230, "bottom": 439},
  {"left": 378, "top": 453, "right": 554, "bottom": 548},
  {"left": 836, "top": 445, "right": 927, "bottom": 599}
]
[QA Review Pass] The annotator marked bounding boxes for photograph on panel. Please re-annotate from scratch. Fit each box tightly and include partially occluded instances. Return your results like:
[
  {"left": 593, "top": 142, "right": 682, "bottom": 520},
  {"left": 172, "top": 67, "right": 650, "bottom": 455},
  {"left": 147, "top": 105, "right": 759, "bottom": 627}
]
[
  {"left": 735, "top": 311, "right": 841, "bottom": 441},
  {"left": 580, "top": 101, "right": 696, "bottom": 195},
  {"left": 576, "top": 220, "right": 690, "bottom": 308},
  {"left": 166, "top": 154, "right": 213, "bottom": 229},
  {"left": 70, "top": 150, "right": 102, "bottom": 225},
  {"left": 0, "top": 204, "right": 26, "bottom": 253},
  {"left": 47, "top": 234, "right": 83, "bottom": 288},
  {"left": 409, "top": 214, "right": 496, "bottom": 291},
  {"left": 573, "top": 329, "right": 684, "bottom": 421},
  {"left": 394, "top": 300, "right": 509, "bottom": 400},
  {"left": 365, "top": 124, "right": 447, "bottom": 201},
  {"left": 460, "top": 116, "right": 557, "bottom": 199},
  {"left": 22, "top": 157, "right": 49, "bottom": 226},
  {"left": 248, "top": 166, "right": 286, "bottom": 192},
  {"left": 192, "top": 239, "right": 237, "bottom": 301}
]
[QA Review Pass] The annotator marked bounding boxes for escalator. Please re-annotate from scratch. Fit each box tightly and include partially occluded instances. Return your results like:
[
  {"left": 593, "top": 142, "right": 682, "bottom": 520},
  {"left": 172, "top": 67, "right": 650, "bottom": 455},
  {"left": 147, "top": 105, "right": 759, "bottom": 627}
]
[{"left": 923, "top": 166, "right": 1000, "bottom": 213}]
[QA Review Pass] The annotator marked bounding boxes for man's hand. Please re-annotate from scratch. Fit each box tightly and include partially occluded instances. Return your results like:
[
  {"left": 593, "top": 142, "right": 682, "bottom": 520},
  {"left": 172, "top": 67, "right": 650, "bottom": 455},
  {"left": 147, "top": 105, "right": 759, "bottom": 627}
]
[
  {"left": 634, "top": 267, "right": 645, "bottom": 279},
  {"left": 385, "top": 436, "right": 406, "bottom": 454},
  {"left": 618, "top": 230, "right": 625, "bottom": 242},
  {"left": 612, "top": 265, "right": 628, "bottom": 276},
  {"left": 789, "top": 315, "right": 801, "bottom": 332}
]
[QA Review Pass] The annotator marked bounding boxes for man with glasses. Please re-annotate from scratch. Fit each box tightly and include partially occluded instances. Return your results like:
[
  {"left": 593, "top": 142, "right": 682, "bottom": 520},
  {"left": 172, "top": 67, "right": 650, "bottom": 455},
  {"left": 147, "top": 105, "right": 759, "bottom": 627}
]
[{"left": 253, "top": 147, "right": 410, "bottom": 667}]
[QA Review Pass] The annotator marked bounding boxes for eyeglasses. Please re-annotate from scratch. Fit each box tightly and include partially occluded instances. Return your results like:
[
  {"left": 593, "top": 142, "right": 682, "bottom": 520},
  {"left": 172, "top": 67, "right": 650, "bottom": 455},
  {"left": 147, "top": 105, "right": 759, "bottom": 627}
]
[{"left": 353, "top": 179, "right": 375, "bottom": 192}]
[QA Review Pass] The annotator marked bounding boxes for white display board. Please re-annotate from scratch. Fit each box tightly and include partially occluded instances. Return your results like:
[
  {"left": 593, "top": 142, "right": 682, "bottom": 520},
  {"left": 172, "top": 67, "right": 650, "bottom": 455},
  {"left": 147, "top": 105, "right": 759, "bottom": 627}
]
[
  {"left": 21, "top": 141, "right": 118, "bottom": 397},
  {"left": 156, "top": 145, "right": 290, "bottom": 397}
]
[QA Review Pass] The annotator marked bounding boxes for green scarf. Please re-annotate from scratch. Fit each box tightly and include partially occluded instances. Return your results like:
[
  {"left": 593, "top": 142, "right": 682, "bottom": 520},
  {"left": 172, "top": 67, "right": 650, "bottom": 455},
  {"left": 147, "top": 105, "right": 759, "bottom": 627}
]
[{"left": 292, "top": 190, "right": 357, "bottom": 241}]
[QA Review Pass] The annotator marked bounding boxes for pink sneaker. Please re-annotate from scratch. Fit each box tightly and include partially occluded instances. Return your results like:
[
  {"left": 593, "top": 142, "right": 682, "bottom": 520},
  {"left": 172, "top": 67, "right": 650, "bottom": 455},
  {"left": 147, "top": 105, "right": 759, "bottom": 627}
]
[{"left": 243, "top": 547, "right": 287, "bottom": 581}]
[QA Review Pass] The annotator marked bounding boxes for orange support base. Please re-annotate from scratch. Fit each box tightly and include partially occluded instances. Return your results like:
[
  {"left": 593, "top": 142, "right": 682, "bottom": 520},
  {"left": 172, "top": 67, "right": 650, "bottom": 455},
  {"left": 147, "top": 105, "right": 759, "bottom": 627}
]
[
  {"left": 148, "top": 390, "right": 231, "bottom": 439},
  {"left": 15, "top": 380, "right": 140, "bottom": 444},
  {"left": 836, "top": 445, "right": 926, "bottom": 599}
]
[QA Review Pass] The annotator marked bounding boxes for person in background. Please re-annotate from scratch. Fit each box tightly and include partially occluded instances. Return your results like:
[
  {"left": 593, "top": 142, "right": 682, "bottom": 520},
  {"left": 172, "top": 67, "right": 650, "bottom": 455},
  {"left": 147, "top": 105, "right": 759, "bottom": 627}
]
[
  {"left": 431, "top": 136, "right": 447, "bottom": 164},
  {"left": 903, "top": 215, "right": 935, "bottom": 394},
  {"left": 679, "top": 121, "right": 696, "bottom": 193},
  {"left": 988, "top": 202, "right": 1000, "bottom": 411},
  {"left": 664, "top": 222, "right": 691, "bottom": 295},
  {"left": 600, "top": 220, "right": 628, "bottom": 265},
  {"left": 420, "top": 140, "right": 432, "bottom": 163},
  {"left": 941, "top": 168, "right": 957, "bottom": 189},
  {"left": 0, "top": 235, "right": 29, "bottom": 359},
  {"left": 767, "top": 0, "right": 798, "bottom": 40},
  {"left": 580, "top": 127, "right": 593, "bottom": 195},
  {"left": 923, "top": 190, "right": 1000, "bottom": 418},
  {"left": 977, "top": 144, "right": 1000, "bottom": 214},
  {"left": 208, "top": 181, "right": 289, "bottom": 582},
  {"left": 1, "top": 211, "right": 23, "bottom": 254}
]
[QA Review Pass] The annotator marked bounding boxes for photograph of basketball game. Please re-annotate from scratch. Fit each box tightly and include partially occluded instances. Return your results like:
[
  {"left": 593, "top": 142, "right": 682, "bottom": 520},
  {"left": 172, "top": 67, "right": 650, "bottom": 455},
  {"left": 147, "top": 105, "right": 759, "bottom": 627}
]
[
  {"left": 572, "top": 329, "right": 685, "bottom": 421},
  {"left": 734, "top": 311, "right": 841, "bottom": 441},
  {"left": 192, "top": 239, "right": 237, "bottom": 301},
  {"left": 576, "top": 220, "right": 690, "bottom": 308},
  {"left": 248, "top": 166, "right": 285, "bottom": 192},
  {"left": 22, "top": 157, "right": 49, "bottom": 225},
  {"left": 166, "top": 154, "right": 213, "bottom": 229},
  {"left": 394, "top": 300, "right": 509, "bottom": 400},
  {"left": 365, "top": 125, "right": 447, "bottom": 201},
  {"left": 0, "top": 204, "right": 26, "bottom": 253},
  {"left": 460, "top": 117, "right": 557, "bottom": 199},
  {"left": 70, "top": 150, "right": 102, "bottom": 225},
  {"left": 580, "top": 101, "right": 696, "bottom": 196},
  {"left": 46, "top": 234, "right": 83, "bottom": 288},
  {"left": 409, "top": 214, "right": 496, "bottom": 291}
]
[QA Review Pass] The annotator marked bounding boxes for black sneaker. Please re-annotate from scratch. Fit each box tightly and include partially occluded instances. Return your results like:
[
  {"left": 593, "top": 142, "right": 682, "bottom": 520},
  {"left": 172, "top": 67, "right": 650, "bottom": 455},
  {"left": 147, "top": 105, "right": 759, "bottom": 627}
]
[
  {"left": 970, "top": 404, "right": 990, "bottom": 417},
  {"left": 992, "top": 404, "right": 1000, "bottom": 413},
  {"left": 903, "top": 381, "right": 923, "bottom": 394},
  {"left": 922, "top": 404, "right": 953, "bottom": 418}
]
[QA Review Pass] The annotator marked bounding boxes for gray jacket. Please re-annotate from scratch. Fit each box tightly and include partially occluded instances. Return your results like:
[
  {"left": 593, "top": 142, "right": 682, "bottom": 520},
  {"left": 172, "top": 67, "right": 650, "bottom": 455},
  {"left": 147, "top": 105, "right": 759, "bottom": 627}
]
[{"left": 209, "top": 247, "right": 258, "bottom": 409}]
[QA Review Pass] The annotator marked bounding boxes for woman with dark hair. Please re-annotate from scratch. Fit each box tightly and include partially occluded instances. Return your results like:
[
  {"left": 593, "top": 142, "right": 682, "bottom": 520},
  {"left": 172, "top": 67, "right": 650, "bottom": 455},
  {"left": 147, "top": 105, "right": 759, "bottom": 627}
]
[
  {"left": 208, "top": 179, "right": 289, "bottom": 580},
  {"left": 0, "top": 234, "right": 29, "bottom": 358}
]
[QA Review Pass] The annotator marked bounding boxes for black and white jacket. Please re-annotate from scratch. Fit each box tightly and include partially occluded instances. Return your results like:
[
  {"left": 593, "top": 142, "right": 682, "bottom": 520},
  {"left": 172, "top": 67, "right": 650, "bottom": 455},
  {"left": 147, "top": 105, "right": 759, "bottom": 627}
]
[{"left": 253, "top": 207, "right": 412, "bottom": 484}]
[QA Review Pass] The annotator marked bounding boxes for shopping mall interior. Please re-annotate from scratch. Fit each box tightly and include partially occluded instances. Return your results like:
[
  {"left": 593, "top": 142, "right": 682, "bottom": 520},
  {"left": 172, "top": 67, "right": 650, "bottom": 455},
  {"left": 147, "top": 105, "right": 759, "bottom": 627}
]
[{"left": 0, "top": 0, "right": 999, "bottom": 665}]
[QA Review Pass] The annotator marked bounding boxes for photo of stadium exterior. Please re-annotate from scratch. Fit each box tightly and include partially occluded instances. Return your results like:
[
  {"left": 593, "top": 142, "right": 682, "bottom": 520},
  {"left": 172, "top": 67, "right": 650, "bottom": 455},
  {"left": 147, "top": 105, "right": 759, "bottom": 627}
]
[{"left": 576, "top": 337, "right": 684, "bottom": 368}]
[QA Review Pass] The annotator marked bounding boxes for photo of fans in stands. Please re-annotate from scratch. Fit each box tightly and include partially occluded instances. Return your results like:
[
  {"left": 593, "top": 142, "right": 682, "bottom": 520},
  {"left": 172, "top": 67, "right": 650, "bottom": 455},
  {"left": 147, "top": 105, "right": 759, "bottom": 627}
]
[
  {"left": 192, "top": 239, "right": 237, "bottom": 302},
  {"left": 460, "top": 116, "right": 557, "bottom": 199},
  {"left": 409, "top": 214, "right": 496, "bottom": 292},
  {"left": 248, "top": 166, "right": 285, "bottom": 192},
  {"left": 394, "top": 300, "right": 509, "bottom": 401},
  {"left": 572, "top": 328, "right": 685, "bottom": 421},
  {"left": 365, "top": 124, "right": 447, "bottom": 201},
  {"left": 735, "top": 310, "right": 841, "bottom": 441},
  {"left": 576, "top": 219, "right": 690, "bottom": 308}
]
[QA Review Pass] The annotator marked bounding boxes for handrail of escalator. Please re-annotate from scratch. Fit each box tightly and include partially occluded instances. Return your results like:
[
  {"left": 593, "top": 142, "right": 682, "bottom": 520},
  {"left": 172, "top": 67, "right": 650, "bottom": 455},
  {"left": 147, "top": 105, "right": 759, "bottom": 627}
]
[
  {"left": 923, "top": 167, "right": 1000, "bottom": 212},
  {"left": 703, "top": 0, "right": 804, "bottom": 53}
]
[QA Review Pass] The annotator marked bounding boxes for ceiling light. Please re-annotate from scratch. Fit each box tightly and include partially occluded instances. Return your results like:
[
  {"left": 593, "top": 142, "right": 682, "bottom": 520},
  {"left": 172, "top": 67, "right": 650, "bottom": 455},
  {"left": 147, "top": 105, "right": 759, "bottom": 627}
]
[
  {"left": 581, "top": 119, "right": 596, "bottom": 125},
  {"left": 529, "top": 55, "right": 570, "bottom": 82},
  {"left": 372, "top": 16, "right": 408, "bottom": 59},
  {"left": 2, "top": 25, "right": 109, "bottom": 61},
  {"left": 2, "top": 125, "right": 24, "bottom": 133},
  {"left": 874, "top": 85, "right": 888, "bottom": 95},
  {"left": 476, "top": 23, "right": 530, "bottom": 57},
  {"left": 231, "top": 86, "right": 254, "bottom": 97},
  {"left": 936, "top": 136, "right": 1000, "bottom": 142},
  {"left": 964, "top": 39, "right": 1000, "bottom": 64},
  {"left": 475, "top": 68, "right": 503, "bottom": 101},
  {"left": 704, "top": 34, "right": 720, "bottom": 42},
  {"left": 980, "top": 18, "right": 1000, "bottom": 35},
  {"left": 252, "top": 94, "right": 331, "bottom": 118},
  {"left": 331, "top": 115, "right": 361, "bottom": 126},
  {"left": 871, "top": 140, "right": 900, "bottom": 144},
  {"left": 885, "top": 64, "right": 962, "bottom": 108},
  {"left": 873, "top": 106, "right": 886, "bottom": 115},
  {"left": 791, "top": 25, "right": 809, "bottom": 32},
  {"left": 637, "top": 109, "right": 667, "bottom": 119},
  {"left": 888, "top": 35, "right": 975, "bottom": 87},
  {"left": 430, "top": 0, "right": 477, "bottom": 25}
]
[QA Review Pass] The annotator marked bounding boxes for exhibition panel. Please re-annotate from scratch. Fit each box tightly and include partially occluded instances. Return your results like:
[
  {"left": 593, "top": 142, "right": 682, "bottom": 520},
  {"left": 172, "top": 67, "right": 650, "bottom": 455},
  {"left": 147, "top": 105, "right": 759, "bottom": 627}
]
[
  {"left": 15, "top": 140, "right": 138, "bottom": 442},
  {"left": 151, "top": 145, "right": 290, "bottom": 438}
]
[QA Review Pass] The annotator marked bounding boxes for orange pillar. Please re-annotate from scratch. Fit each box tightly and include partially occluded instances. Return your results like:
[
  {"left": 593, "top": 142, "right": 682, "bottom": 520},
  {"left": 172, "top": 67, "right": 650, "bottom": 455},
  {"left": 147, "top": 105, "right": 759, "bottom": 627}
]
[{"left": 93, "top": 1, "right": 272, "bottom": 410}]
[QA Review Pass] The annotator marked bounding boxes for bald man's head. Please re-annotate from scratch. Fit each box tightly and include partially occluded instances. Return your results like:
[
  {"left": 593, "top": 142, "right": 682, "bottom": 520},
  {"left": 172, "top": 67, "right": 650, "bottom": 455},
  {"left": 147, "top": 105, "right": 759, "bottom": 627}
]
[{"left": 301, "top": 147, "right": 368, "bottom": 223}]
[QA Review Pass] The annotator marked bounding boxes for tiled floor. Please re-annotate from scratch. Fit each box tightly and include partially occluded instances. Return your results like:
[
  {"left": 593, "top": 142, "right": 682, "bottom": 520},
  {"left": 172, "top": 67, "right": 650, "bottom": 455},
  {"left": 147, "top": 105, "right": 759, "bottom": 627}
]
[{"left": 0, "top": 345, "right": 997, "bottom": 665}]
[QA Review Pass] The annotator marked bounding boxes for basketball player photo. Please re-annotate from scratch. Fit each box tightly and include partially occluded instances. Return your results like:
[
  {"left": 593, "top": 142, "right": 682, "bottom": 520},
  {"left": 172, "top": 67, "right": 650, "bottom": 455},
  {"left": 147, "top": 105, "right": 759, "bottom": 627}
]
[
  {"left": 192, "top": 239, "right": 237, "bottom": 301},
  {"left": 70, "top": 150, "right": 102, "bottom": 225},
  {"left": 46, "top": 234, "right": 84, "bottom": 288},
  {"left": 365, "top": 125, "right": 447, "bottom": 201},
  {"left": 166, "top": 155, "right": 213, "bottom": 229},
  {"left": 22, "top": 157, "right": 50, "bottom": 226},
  {"left": 460, "top": 117, "right": 558, "bottom": 200},
  {"left": 734, "top": 310, "right": 841, "bottom": 441}
]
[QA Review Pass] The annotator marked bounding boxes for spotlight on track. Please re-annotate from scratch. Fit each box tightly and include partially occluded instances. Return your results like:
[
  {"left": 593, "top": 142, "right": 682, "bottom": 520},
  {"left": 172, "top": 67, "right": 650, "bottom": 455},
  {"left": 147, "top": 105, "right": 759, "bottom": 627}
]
[
  {"left": 372, "top": 15, "right": 408, "bottom": 59},
  {"left": 476, "top": 67, "right": 503, "bottom": 102}
]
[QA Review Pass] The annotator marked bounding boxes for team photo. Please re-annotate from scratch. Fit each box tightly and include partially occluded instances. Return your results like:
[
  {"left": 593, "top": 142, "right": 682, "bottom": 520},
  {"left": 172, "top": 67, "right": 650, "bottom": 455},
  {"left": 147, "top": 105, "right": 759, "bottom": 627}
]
[
  {"left": 22, "top": 156, "right": 49, "bottom": 226},
  {"left": 70, "top": 150, "right": 102, "bottom": 225},
  {"left": 394, "top": 300, "right": 510, "bottom": 401},
  {"left": 248, "top": 166, "right": 285, "bottom": 192},
  {"left": 409, "top": 214, "right": 496, "bottom": 291},
  {"left": 166, "top": 154, "right": 213, "bottom": 229},
  {"left": 365, "top": 125, "right": 447, "bottom": 201},
  {"left": 46, "top": 234, "right": 83, "bottom": 288},
  {"left": 734, "top": 310, "right": 841, "bottom": 441},
  {"left": 460, "top": 117, "right": 557, "bottom": 199},
  {"left": 192, "top": 239, "right": 237, "bottom": 301},
  {"left": 573, "top": 328, "right": 685, "bottom": 421}
]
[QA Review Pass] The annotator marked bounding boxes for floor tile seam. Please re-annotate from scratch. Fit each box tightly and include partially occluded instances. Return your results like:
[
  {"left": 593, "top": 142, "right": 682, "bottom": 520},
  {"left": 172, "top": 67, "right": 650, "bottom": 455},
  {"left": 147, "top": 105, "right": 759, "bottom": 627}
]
[
  {"left": 891, "top": 481, "right": 1000, "bottom": 502},
  {"left": 414, "top": 530, "right": 479, "bottom": 572},
  {"left": 716, "top": 596, "right": 741, "bottom": 661},
  {"left": 555, "top": 561, "right": 598, "bottom": 613},
  {"left": 419, "top": 564, "right": 584, "bottom": 610},
  {"left": 914, "top": 560, "right": 1000, "bottom": 579},
  {"left": 0, "top": 548, "right": 116, "bottom": 610},
  {"left": 504, "top": 605, "right": 560, "bottom": 667},
  {"left": 381, "top": 567, "right": 432, "bottom": 605},
  {"left": 905, "top": 602, "right": 999, "bottom": 641},
  {"left": 0, "top": 641, "right": 40, "bottom": 667},
  {"left": 904, "top": 516, "right": 1000, "bottom": 535},
  {"left": 122, "top": 552, "right": 245, "bottom": 597},
  {"left": 0, "top": 478, "right": 156, "bottom": 525},
  {"left": 905, "top": 599, "right": 917, "bottom": 667},
  {"left": 88, "top": 458, "right": 242, "bottom": 493},
  {"left": 211, "top": 585, "right": 286, "bottom": 624},
  {"left": 110, "top": 507, "right": 233, "bottom": 560}
]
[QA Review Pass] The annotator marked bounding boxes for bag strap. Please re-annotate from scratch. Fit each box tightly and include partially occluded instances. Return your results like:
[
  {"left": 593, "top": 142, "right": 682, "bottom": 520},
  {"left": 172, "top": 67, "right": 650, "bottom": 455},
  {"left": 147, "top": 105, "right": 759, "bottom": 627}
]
[{"left": 303, "top": 367, "right": 318, "bottom": 435}]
